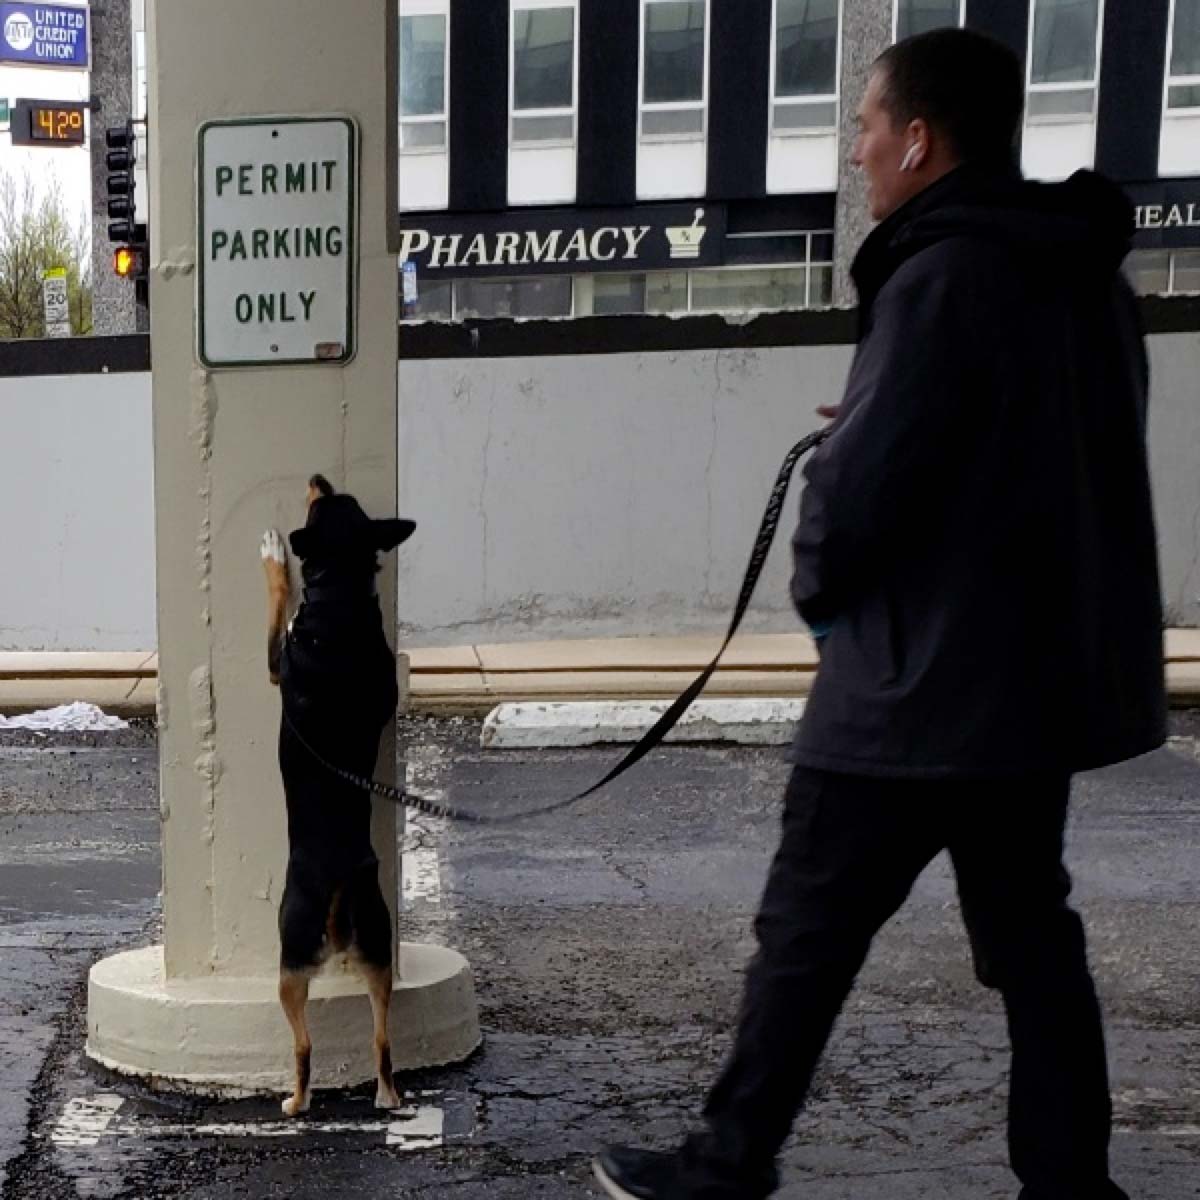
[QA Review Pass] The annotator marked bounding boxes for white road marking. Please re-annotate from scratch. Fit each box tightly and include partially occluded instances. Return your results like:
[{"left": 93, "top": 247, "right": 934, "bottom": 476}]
[
  {"left": 1112, "top": 1086, "right": 1200, "bottom": 1137},
  {"left": 49, "top": 1094, "right": 124, "bottom": 1148},
  {"left": 402, "top": 743, "right": 450, "bottom": 908},
  {"left": 386, "top": 1104, "right": 445, "bottom": 1148},
  {"left": 48, "top": 1095, "right": 446, "bottom": 1149},
  {"left": 1115, "top": 1124, "right": 1200, "bottom": 1138},
  {"left": 402, "top": 827, "right": 444, "bottom": 906}
]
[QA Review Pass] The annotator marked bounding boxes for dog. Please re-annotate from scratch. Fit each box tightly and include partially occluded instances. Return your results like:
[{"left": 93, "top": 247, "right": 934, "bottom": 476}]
[{"left": 261, "top": 473, "right": 416, "bottom": 1117}]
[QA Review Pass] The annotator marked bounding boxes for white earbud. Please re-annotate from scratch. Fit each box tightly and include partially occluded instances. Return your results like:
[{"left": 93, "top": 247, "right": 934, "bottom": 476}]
[{"left": 899, "top": 143, "right": 920, "bottom": 172}]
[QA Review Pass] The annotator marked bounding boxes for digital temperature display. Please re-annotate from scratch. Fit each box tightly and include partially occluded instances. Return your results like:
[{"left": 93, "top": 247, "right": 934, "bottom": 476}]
[{"left": 11, "top": 99, "right": 88, "bottom": 146}]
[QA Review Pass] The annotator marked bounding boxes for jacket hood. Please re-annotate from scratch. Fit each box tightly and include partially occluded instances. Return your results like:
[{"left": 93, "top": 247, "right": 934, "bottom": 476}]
[
  {"left": 852, "top": 164, "right": 1134, "bottom": 316},
  {"left": 289, "top": 493, "right": 416, "bottom": 564}
]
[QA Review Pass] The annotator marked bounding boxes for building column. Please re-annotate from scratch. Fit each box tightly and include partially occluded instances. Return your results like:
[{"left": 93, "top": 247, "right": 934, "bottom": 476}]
[
  {"left": 833, "top": 0, "right": 894, "bottom": 307},
  {"left": 86, "top": 0, "right": 478, "bottom": 1094}
]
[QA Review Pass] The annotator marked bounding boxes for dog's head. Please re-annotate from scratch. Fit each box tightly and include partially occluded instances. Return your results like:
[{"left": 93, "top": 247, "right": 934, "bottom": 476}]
[{"left": 288, "top": 476, "right": 415, "bottom": 570}]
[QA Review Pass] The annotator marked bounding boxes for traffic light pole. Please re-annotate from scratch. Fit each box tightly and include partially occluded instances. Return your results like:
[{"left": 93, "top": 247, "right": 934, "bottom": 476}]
[{"left": 88, "top": 0, "right": 138, "bottom": 336}]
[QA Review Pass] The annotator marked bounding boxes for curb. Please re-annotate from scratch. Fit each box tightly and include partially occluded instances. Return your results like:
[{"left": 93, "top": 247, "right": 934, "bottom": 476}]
[
  {"left": 481, "top": 699, "right": 808, "bottom": 748},
  {"left": 1, "top": 635, "right": 1197, "bottom": 720}
]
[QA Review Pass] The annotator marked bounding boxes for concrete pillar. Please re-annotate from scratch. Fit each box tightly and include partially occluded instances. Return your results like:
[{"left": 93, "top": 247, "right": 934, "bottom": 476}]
[
  {"left": 833, "top": 0, "right": 894, "bottom": 306},
  {"left": 87, "top": 0, "right": 478, "bottom": 1094},
  {"left": 88, "top": 0, "right": 137, "bottom": 336}
]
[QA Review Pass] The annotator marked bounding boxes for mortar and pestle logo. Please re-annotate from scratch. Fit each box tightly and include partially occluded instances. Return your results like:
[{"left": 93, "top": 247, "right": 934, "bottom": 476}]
[{"left": 665, "top": 208, "right": 708, "bottom": 260}]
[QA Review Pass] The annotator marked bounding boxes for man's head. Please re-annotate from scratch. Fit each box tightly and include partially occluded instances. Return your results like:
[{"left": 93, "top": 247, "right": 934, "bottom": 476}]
[{"left": 853, "top": 28, "right": 1024, "bottom": 222}]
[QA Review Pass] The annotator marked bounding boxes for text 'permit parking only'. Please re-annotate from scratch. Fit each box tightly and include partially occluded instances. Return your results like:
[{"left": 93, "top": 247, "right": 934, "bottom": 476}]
[{"left": 197, "top": 116, "right": 358, "bottom": 368}]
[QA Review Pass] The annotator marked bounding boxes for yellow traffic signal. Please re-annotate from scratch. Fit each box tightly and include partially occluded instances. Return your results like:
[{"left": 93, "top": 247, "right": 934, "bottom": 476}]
[{"left": 114, "top": 246, "right": 138, "bottom": 277}]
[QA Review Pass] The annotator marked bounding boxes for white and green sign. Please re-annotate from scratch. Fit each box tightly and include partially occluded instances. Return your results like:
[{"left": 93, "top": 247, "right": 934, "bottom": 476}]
[
  {"left": 42, "top": 265, "right": 70, "bottom": 337},
  {"left": 197, "top": 115, "right": 358, "bottom": 368}
]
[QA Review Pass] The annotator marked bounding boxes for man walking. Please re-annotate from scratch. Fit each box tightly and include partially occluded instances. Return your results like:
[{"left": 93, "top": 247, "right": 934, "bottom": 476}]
[{"left": 595, "top": 28, "right": 1166, "bottom": 1200}]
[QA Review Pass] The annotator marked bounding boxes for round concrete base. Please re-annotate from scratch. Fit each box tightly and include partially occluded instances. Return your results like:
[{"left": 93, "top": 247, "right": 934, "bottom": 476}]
[{"left": 86, "top": 943, "right": 480, "bottom": 1096}]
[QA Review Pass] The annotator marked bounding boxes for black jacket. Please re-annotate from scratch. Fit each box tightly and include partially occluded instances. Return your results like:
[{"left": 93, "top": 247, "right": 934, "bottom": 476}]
[{"left": 790, "top": 165, "right": 1167, "bottom": 778}]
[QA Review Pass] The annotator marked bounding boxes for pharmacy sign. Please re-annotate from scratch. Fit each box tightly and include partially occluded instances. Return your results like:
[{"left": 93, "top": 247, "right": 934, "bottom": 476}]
[{"left": 197, "top": 115, "right": 358, "bottom": 368}]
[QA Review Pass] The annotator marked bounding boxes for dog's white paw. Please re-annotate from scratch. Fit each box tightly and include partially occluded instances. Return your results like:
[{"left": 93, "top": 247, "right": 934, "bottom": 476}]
[
  {"left": 281, "top": 1093, "right": 310, "bottom": 1117},
  {"left": 374, "top": 1085, "right": 403, "bottom": 1111},
  {"left": 261, "top": 529, "right": 287, "bottom": 564}
]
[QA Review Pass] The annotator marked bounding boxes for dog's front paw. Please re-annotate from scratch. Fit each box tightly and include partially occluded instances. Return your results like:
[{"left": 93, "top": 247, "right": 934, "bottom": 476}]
[
  {"left": 374, "top": 1084, "right": 403, "bottom": 1111},
  {"left": 281, "top": 1093, "right": 310, "bottom": 1117},
  {"left": 261, "top": 529, "right": 287, "bottom": 566}
]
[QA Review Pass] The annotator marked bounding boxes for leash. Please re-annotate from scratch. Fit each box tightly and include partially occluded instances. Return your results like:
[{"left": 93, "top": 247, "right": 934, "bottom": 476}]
[{"left": 282, "top": 426, "right": 831, "bottom": 826}]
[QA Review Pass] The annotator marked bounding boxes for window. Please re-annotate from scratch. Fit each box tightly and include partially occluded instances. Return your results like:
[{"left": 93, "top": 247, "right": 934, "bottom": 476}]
[
  {"left": 641, "top": 0, "right": 708, "bottom": 138},
  {"left": 772, "top": 0, "right": 840, "bottom": 134},
  {"left": 1174, "top": 249, "right": 1200, "bottom": 291},
  {"left": 511, "top": 1, "right": 577, "bottom": 144},
  {"left": 1125, "top": 248, "right": 1200, "bottom": 296},
  {"left": 1166, "top": 0, "right": 1200, "bottom": 111},
  {"left": 399, "top": 10, "right": 448, "bottom": 151},
  {"left": 691, "top": 267, "right": 810, "bottom": 312},
  {"left": 575, "top": 272, "right": 691, "bottom": 316},
  {"left": 455, "top": 276, "right": 574, "bottom": 319},
  {"left": 695, "top": 228, "right": 834, "bottom": 311},
  {"left": 1027, "top": 0, "right": 1103, "bottom": 121},
  {"left": 894, "top": 0, "right": 963, "bottom": 41},
  {"left": 401, "top": 275, "right": 454, "bottom": 320}
]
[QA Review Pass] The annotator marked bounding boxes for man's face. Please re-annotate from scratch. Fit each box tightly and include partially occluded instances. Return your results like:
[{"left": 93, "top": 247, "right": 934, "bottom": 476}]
[{"left": 852, "top": 68, "right": 922, "bottom": 222}]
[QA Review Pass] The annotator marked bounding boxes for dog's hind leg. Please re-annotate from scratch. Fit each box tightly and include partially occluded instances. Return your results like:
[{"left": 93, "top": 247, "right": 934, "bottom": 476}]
[
  {"left": 357, "top": 960, "right": 402, "bottom": 1110},
  {"left": 279, "top": 968, "right": 314, "bottom": 1116}
]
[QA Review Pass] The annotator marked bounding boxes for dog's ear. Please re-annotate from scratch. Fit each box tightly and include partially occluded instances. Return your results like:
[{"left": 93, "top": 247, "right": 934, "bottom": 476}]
[
  {"left": 372, "top": 519, "right": 417, "bottom": 552},
  {"left": 288, "top": 526, "right": 316, "bottom": 560}
]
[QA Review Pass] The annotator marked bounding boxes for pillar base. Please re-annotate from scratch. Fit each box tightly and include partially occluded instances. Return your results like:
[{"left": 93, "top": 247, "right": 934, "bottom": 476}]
[{"left": 86, "top": 943, "right": 480, "bottom": 1096}]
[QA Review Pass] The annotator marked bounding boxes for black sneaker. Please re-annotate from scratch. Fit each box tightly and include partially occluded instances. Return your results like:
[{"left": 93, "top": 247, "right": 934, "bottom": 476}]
[{"left": 593, "top": 1145, "right": 680, "bottom": 1199}]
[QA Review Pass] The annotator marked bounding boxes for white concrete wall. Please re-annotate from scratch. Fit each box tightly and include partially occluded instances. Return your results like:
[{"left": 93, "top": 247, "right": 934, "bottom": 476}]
[
  {"left": 2, "top": 330, "right": 1199, "bottom": 652},
  {"left": 1147, "top": 332, "right": 1200, "bottom": 629},
  {"left": 0, "top": 371, "right": 155, "bottom": 651},
  {"left": 396, "top": 344, "right": 852, "bottom": 645}
]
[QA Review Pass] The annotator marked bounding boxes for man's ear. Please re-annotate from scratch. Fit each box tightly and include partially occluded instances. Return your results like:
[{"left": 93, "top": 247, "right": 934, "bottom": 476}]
[{"left": 910, "top": 118, "right": 941, "bottom": 171}]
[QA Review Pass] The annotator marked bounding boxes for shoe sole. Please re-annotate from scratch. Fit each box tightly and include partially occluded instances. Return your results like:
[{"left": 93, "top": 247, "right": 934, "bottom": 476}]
[{"left": 592, "top": 1158, "right": 643, "bottom": 1200}]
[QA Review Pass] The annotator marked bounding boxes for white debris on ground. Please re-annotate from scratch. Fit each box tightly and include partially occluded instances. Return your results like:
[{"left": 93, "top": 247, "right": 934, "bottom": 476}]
[{"left": 0, "top": 701, "right": 130, "bottom": 732}]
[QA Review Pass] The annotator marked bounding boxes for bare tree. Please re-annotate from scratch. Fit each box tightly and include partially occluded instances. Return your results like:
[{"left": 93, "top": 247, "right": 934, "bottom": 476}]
[{"left": 0, "top": 167, "right": 93, "bottom": 339}]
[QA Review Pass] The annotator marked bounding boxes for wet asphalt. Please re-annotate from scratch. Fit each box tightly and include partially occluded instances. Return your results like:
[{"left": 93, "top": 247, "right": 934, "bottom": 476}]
[{"left": 0, "top": 715, "right": 1198, "bottom": 1199}]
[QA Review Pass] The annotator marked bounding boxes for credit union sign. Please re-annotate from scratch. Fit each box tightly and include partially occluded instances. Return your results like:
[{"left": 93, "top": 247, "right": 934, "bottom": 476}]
[{"left": 197, "top": 115, "right": 358, "bottom": 368}]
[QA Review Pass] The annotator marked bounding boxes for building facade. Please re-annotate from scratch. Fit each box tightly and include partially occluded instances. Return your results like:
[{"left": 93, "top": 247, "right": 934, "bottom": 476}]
[{"left": 395, "top": 0, "right": 1200, "bottom": 321}]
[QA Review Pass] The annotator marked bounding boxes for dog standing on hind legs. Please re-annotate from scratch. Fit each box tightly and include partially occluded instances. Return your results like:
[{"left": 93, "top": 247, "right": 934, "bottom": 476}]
[{"left": 261, "top": 474, "right": 416, "bottom": 1116}]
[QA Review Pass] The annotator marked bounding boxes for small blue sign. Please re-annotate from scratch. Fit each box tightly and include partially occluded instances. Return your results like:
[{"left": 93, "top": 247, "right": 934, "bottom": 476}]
[{"left": 0, "top": 3, "right": 88, "bottom": 69}]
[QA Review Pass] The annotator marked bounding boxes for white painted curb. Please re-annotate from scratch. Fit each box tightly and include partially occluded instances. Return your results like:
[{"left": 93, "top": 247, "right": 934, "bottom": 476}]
[{"left": 480, "top": 698, "right": 806, "bottom": 749}]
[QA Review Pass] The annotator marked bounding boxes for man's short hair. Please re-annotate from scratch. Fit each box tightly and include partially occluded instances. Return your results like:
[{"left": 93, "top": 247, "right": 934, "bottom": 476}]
[{"left": 874, "top": 29, "right": 1024, "bottom": 166}]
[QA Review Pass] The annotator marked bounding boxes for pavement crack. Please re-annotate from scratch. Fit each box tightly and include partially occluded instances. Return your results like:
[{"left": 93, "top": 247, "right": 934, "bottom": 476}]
[{"left": 599, "top": 847, "right": 648, "bottom": 895}]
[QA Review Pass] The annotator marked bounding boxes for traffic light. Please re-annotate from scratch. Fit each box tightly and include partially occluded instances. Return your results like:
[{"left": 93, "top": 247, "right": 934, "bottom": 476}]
[
  {"left": 113, "top": 245, "right": 144, "bottom": 278},
  {"left": 106, "top": 120, "right": 148, "bottom": 296},
  {"left": 105, "top": 120, "right": 137, "bottom": 243}
]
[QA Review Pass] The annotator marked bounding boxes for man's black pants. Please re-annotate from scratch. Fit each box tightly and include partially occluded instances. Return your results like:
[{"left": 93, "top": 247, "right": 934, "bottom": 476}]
[{"left": 680, "top": 767, "right": 1127, "bottom": 1199}]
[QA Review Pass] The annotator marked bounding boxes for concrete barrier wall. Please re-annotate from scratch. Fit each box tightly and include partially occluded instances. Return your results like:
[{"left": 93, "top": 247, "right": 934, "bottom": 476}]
[
  {"left": 0, "top": 371, "right": 156, "bottom": 651},
  {"left": 1147, "top": 333, "right": 1200, "bottom": 629},
  {"left": 2, "top": 330, "right": 1198, "bottom": 650},
  {"left": 396, "top": 345, "right": 853, "bottom": 646}
]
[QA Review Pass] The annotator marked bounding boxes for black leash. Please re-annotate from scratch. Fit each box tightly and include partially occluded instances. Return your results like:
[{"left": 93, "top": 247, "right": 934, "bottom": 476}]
[{"left": 282, "top": 426, "right": 831, "bottom": 826}]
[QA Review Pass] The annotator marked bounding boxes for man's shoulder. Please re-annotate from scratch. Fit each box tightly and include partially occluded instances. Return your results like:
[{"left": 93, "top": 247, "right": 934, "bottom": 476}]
[
  {"left": 890, "top": 234, "right": 1009, "bottom": 289},
  {"left": 872, "top": 236, "right": 1016, "bottom": 327}
]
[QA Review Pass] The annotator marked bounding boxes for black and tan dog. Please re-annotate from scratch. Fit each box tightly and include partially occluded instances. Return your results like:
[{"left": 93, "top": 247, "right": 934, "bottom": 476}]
[{"left": 261, "top": 474, "right": 415, "bottom": 1117}]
